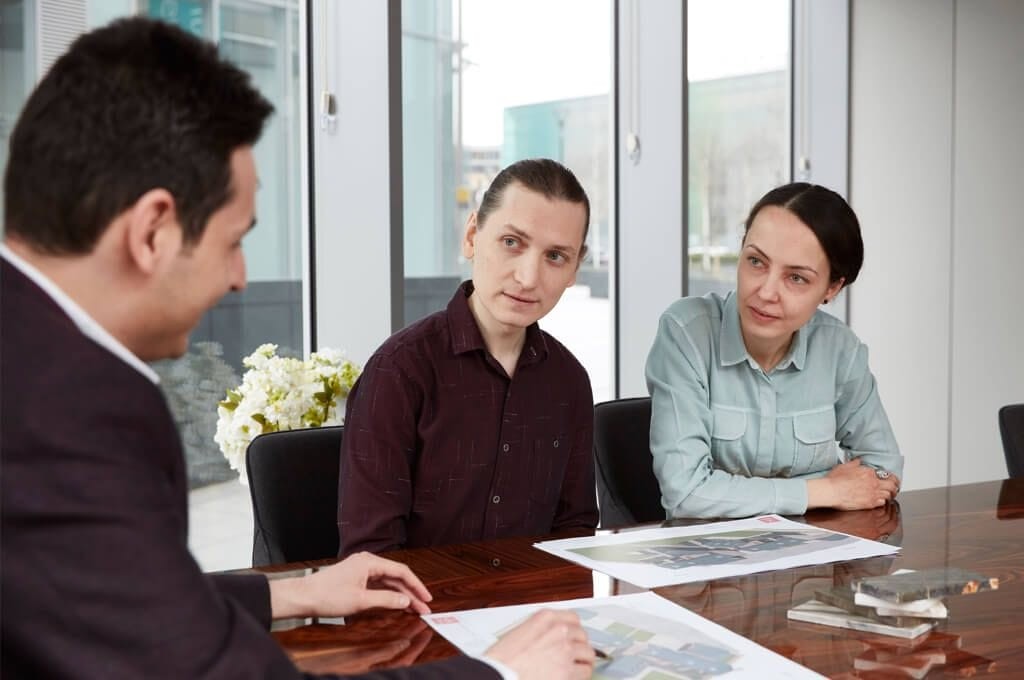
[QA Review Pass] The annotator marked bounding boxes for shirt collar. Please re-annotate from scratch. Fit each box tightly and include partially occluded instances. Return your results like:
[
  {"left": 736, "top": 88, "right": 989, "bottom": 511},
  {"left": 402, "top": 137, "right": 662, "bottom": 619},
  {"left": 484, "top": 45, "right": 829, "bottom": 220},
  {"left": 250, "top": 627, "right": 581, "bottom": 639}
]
[
  {"left": 718, "top": 290, "right": 806, "bottom": 372},
  {"left": 447, "top": 280, "right": 548, "bottom": 366},
  {"left": 0, "top": 244, "right": 160, "bottom": 384}
]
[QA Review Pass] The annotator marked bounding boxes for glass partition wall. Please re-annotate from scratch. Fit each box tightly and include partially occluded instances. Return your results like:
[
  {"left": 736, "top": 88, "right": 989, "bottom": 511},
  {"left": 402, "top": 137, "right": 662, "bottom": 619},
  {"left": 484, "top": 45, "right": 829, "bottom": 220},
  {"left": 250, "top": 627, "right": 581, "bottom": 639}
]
[
  {"left": 686, "top": 0, "right": 791, "bottom": 298},
  {"left": 2, "top": 0, "right": 807, "bottom": 571},
  {"left": 0, "top": 0, "right": 308, "bottom": 570},
  {"left": 400, "top": 0, "right": 615, "bottom": 401}
]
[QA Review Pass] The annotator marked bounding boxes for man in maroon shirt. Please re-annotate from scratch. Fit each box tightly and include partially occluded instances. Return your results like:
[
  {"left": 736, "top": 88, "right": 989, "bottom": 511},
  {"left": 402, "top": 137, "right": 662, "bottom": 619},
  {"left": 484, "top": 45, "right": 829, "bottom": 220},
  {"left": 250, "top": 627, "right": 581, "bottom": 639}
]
[{"left": 339, "top": 159, "right": 599, "bottom": 555}]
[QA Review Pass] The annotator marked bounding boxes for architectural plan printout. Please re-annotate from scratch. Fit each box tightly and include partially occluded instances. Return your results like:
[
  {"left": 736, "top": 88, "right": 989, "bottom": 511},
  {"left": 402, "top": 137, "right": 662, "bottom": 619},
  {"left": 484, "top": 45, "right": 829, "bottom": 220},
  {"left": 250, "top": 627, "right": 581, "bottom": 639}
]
[
  {"left": 423, "top": 592, "right": 824, "bottom": 679},
  {"left": 535, "top": 515, "right": 899, "bottom": 588}
]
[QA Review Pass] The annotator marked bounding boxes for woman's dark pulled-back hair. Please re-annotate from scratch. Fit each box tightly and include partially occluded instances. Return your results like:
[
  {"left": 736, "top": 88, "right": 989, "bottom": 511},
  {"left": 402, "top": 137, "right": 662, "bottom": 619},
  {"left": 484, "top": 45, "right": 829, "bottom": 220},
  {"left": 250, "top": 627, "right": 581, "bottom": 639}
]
[
  {"left": 743, "top": 182, "right": 864, "bottom": 287},
  {"left": 3, "top": 17, "right": 273, "bottom": 254},
  {"left": 476, "top": 158, "right": 591, "bottom": 249}
]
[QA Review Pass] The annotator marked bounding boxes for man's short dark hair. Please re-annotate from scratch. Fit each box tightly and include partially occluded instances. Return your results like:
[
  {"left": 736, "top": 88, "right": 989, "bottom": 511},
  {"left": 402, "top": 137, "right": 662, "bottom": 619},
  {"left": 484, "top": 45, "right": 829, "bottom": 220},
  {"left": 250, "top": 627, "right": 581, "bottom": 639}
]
[
  {"left": 3, "top": 17, "right": 273, "bottom": 254},
  {"left": 476, "top": 158, "right": 591, "bottom": 253}
]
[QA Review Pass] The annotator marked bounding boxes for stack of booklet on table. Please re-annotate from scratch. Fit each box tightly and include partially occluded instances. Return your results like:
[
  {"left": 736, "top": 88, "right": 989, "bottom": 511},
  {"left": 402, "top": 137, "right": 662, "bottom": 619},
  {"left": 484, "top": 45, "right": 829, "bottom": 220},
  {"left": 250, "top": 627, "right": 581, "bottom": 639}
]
[{"left": 788, "top": 567, "right": 999, "bottom": 639}]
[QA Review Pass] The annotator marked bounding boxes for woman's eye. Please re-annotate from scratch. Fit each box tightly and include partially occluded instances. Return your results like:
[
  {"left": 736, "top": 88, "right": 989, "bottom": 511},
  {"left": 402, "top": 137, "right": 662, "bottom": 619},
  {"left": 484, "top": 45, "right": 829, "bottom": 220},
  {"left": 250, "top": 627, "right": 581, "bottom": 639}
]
[
  {"left": 747, "top": 256, "right": 763, "bottom": 267},
  {"left": 789, "top": 274, "right": 807, "bottom": 284}
]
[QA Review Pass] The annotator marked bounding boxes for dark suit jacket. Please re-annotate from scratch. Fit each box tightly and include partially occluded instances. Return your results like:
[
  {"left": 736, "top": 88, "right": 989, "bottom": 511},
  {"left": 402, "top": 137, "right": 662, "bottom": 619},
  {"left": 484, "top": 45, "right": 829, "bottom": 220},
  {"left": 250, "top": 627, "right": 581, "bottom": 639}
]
[{"left": 0, "top": 260, "right": 494, "bottom": 679}]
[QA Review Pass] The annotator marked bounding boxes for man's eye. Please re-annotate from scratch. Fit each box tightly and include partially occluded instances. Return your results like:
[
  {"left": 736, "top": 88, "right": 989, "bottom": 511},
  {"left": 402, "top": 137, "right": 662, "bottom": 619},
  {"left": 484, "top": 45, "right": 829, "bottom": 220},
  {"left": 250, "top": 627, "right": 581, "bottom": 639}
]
[
  {"left": 747, "top": 256, "right": 763, "bottom": 267},
  {"left": 503, "top": 237, "right": 518, "bottom": 248},
  {"left": 547, "top": 251, "right": 567, "bottom": 263}
]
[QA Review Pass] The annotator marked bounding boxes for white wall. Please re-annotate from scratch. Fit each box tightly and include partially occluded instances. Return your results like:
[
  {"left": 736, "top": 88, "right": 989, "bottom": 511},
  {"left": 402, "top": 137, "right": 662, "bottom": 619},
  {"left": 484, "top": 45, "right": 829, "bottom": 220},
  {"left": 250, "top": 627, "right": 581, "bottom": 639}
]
[
  {"left": 948, "top": 1, "right": 1024, "bottom": 484},
  {"left": 850, "top": 0, "right": 1024, "bottom": 490}
]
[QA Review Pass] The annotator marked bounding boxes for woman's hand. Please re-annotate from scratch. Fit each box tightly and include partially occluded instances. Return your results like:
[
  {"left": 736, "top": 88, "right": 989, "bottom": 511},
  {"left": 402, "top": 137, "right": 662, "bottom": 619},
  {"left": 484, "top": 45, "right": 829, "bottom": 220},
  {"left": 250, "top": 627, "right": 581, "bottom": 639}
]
[{"left": 807, "top": 458, "right": 900, "bottom": 510}]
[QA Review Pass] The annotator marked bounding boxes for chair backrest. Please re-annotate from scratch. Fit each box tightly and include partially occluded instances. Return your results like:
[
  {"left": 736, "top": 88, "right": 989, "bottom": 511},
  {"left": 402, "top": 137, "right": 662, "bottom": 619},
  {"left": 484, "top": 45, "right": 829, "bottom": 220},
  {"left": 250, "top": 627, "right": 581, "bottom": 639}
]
[
  {"left": 593, "top": 397, "right": 664, "bottom": 528},
  {"left": 245, "top": 426, "right": 343, "bottom": 566},
  {"left": 999, "top": 404, "right": 1024, "bottom": 479}
]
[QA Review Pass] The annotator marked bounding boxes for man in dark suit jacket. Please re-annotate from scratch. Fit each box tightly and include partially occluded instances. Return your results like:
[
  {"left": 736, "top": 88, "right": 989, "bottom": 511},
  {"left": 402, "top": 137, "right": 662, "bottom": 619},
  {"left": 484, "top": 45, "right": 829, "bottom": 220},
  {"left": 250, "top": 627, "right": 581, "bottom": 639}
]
[{"left": 0, "top": 17, "right": 593, "bottom": 680}]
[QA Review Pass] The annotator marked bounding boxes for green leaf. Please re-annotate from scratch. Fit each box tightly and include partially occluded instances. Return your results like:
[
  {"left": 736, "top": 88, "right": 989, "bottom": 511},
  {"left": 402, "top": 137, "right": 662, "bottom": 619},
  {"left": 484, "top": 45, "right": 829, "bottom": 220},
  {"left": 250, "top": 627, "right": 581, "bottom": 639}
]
[{"left": 251, "top": 412, "right": 277, "bottom": 434}]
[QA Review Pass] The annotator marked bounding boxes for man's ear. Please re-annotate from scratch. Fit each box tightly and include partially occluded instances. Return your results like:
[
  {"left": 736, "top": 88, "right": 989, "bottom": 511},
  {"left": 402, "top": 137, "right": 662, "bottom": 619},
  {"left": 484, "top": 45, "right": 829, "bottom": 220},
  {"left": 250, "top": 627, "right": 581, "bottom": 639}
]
[
  {"left": 124, "top": 188, "right": 181, "bottom": 275},
  {"left": 567, "top": 244, "right": 588, "bottom": 288},
  {"left": 461, "top": 212, "right": 479, "bottom": 260},
  {"left": 576, "top": 244, "right": 589, "bottom": 271}
]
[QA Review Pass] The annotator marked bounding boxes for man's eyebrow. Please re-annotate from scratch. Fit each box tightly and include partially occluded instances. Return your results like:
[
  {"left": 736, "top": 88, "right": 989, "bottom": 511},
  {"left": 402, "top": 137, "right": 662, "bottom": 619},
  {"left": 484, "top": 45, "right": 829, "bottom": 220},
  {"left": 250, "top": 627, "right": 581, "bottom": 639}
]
[
  {"left": 247, "top": 217, "right": 258, "bottom": 233},
  {"left": 505, "top": 223, "right": 530, "bottom": 241},
  {"left": 504, "top": 223, "right": 578, "bottom": 256},
  {"left": 744, "top": 243, "right": 818, "bottom": 274}
]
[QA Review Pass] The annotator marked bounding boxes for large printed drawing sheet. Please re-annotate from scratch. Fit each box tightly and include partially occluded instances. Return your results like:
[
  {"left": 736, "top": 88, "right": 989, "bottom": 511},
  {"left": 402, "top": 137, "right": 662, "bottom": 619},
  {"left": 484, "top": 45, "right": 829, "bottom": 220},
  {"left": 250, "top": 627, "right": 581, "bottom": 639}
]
[
  {"left": 535, "top": 515, "right": 899, "bottom": 588},
  {"left": 423, "top": 592, "right": 824, "bottom": 679}
]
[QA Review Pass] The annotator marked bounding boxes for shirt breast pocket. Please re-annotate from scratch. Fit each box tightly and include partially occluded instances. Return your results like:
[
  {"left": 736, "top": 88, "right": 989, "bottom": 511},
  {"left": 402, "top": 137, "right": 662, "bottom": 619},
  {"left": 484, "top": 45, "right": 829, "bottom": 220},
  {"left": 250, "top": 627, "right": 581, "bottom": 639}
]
[
  {"left": 792, "top": 410, "right": 839, "bottom": 475},
  {"left": 530, "top": 435, "right": 570, "bottom": 506},
  {"left": 710, "top": 406, "right": 747, "bottom": 471}
]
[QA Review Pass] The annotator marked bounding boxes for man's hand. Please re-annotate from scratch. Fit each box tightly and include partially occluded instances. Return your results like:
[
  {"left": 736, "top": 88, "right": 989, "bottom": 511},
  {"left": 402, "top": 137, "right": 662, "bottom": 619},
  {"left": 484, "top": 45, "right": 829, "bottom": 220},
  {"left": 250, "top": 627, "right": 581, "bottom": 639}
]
[
  {"left": 484, "top": 609, "right": 595, "bottom": 680},
  {"left": 807, "top": 458, "right": 901, "bottom": 510},
  {"left": 269, "top": 552, "right": 433, "bottom": 620}
]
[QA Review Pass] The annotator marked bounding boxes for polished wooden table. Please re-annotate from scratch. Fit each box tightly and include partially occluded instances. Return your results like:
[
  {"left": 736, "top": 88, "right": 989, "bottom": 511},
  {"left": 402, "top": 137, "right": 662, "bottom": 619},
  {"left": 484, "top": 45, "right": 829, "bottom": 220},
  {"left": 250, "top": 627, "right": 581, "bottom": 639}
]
[{"left": 256, "top": 479, "right": 1024, "bottom": 678}]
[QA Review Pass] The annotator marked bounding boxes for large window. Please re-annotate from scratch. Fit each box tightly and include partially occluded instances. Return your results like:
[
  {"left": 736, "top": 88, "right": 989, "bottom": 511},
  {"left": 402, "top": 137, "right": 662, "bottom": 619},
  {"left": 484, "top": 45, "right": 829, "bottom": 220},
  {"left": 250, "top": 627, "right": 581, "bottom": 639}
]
[
  {"left": 400, "top": 0, "right": 614, "bottom": 400},
  {"left": 686, "top": 0, "right": 791, "bottom": 298},
  {"left": 0, "top": 1, "right": 31, "bottom": 217},
  {"left": 1, "top": 0, "right": 307, "bottom": 571}
]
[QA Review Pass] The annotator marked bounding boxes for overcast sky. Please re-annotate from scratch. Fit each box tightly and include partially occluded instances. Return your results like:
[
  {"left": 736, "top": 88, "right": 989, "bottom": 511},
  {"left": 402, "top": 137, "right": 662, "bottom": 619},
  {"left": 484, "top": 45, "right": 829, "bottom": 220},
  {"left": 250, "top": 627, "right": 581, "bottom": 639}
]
[{"left": 458, "top": 0, "right": 788, "bottom": 146}]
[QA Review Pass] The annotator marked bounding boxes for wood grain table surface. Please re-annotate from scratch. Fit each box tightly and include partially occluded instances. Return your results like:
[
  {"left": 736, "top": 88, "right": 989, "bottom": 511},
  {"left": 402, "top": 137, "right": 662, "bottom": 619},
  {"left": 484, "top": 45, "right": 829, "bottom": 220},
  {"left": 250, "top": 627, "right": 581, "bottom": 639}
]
[{"left": 249, "top": 478, "right": 1024, "bottom": 678}]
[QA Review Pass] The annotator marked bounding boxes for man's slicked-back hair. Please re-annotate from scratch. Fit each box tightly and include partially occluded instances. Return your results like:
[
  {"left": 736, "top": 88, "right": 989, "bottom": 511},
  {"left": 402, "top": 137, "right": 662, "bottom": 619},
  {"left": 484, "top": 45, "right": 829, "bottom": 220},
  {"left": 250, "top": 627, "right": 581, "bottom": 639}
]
[
  {"left": 476, "top": 158, "right": 591, "bottom": 249},
  {"left": 3, "top": 17, "right": 273, "bottom": 254},
  {"left": 743, "top": 182, "right": 865, "bottom": 287}
]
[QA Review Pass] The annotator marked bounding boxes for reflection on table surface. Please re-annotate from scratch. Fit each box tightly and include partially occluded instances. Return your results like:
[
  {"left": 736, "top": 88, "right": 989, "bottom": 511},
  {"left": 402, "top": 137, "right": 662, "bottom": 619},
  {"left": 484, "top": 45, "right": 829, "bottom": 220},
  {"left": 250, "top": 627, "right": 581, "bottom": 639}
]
[{"left": 253, "top": 478, "right": 1024, "bottom": 678}]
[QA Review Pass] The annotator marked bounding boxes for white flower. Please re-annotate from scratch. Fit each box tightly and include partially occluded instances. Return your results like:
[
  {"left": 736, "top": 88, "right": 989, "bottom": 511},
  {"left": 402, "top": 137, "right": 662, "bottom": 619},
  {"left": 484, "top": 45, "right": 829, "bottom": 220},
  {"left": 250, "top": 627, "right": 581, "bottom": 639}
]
[{"left": 214, "top": 345, "right": 361, "bottom": 484}]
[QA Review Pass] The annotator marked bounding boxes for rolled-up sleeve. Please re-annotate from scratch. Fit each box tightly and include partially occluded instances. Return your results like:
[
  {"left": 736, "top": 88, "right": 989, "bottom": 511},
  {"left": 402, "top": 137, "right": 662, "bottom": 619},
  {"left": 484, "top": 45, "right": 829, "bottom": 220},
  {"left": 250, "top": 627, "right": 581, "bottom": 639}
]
[
  {"left": 646, "top": 311, "right": 809, "bottom": 519},
  {"left": 835, "top": 343, "right": 903, "bottom": 478}
]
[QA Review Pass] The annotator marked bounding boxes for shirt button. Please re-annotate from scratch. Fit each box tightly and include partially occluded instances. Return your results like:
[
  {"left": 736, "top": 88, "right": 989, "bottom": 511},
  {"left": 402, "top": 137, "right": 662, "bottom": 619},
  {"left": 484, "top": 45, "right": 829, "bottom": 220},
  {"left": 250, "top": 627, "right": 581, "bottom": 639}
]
[
  {"left": 502, "top": 443, "right": 510, "bottom": 452},
  {"left": 491, "top": 558, "right": 501, "bottom": 567},
  {"left": 492, "top": 495, "right": 501, "bottom": 504},
  {"left": 552, "top": 439, "right": 559, "bottom": 448}
]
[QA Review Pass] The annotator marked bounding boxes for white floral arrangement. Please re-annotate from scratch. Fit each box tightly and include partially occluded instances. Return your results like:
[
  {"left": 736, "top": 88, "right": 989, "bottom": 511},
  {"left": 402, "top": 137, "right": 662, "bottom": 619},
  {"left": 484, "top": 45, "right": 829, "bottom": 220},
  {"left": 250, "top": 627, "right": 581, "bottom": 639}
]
[{"left": 214, "top": 343, "right": 361, "bottom": 483}]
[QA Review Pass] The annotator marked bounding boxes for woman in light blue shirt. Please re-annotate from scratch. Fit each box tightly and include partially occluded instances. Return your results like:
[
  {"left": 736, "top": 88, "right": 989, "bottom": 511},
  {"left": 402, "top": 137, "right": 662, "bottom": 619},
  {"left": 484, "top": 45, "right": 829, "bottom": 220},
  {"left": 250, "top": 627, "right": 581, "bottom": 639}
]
[{"left": 646, "top": 183, "right": 902, "bottom": 519}]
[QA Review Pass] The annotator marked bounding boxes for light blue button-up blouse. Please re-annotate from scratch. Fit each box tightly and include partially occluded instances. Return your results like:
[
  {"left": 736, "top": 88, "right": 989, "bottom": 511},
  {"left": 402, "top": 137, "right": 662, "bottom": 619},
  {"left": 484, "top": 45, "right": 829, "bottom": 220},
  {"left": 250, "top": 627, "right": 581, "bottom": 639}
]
[{"left": 645, "top": 291, "right": 902, "bottom": 518}]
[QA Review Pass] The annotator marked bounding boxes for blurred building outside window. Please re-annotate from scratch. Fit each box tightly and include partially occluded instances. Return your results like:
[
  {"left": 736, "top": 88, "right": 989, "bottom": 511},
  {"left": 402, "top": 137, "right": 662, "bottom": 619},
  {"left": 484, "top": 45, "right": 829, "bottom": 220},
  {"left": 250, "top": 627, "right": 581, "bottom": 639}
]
[{"left": 401, "top": 0, "right": 614, "bottom": 401}]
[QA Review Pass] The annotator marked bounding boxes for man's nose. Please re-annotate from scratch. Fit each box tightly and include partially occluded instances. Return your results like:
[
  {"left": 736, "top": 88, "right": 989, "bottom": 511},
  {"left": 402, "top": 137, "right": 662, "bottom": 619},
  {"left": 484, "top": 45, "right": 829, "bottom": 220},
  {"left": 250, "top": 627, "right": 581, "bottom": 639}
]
[{"left": 514, "top": 255, "right": 540, "bottom": 288}]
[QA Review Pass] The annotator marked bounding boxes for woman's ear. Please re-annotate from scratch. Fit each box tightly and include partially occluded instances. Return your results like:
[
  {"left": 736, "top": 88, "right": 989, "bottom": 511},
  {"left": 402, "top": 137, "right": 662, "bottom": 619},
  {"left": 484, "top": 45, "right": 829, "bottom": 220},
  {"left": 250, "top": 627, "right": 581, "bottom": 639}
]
[
  {"left": 124, "top": 188, "right": 181, "bottom": 275},
  {"left": 824, "top": 277, "right": 846, "bottom": 304}
]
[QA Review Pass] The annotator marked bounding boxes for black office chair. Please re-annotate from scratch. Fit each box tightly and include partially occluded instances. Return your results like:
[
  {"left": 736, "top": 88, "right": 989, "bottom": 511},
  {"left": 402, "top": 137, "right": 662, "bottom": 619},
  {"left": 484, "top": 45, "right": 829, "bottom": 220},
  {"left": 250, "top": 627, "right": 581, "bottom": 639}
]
[
  {"left": 245, "top": 426, "right": 343, "bottom": 567},
  {"left": 999, "top": 404, "right": 1024, "bottom": 479},
  {"left": 593, "top": 397, "right": 665, "bottom": 528}
]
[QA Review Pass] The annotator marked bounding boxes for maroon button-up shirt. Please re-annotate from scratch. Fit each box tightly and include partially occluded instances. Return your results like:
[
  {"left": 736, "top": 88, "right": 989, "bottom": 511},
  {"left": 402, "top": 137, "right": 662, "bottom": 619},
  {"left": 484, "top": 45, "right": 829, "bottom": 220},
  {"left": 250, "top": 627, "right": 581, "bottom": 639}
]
[{"left": 338, "top": 281, "right": 597, "bottom": 556}]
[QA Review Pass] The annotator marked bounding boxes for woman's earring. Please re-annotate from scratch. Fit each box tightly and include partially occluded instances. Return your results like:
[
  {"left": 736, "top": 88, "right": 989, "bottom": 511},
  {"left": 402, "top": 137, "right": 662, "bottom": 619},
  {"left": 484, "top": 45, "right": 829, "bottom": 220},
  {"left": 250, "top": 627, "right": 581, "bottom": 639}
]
[{"left": 823, "top": 298, "right": 830, "bottom": 305}]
